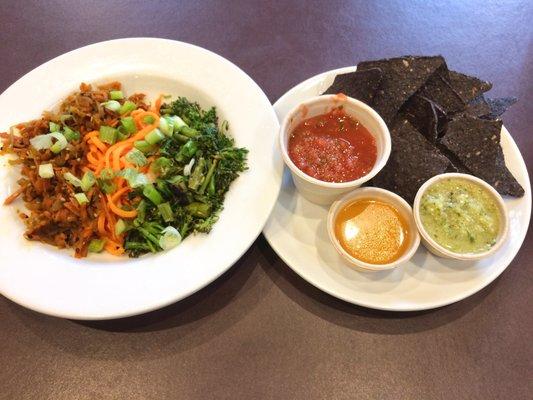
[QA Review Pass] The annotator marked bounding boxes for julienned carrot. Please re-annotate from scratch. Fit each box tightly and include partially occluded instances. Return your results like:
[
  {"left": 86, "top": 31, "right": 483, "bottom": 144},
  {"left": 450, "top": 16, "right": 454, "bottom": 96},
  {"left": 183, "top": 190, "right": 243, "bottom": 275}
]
[
  {"left": 104, "top": 112, "right": 158, "bottom": 169},
  {"left": 104, "top": 240, "right": 125, "bottom": 255},
  {"left": 84, "top": 130, "right": 99, "bottom": 141},
  {"left": 112, "top": 143, "right": 131, "bottom": 171},
  {"left": 89, "top": 136, "right": 108, "bottom": 153},
  {"left": 153, "top": 95, "right": 164, "bottom": 115}
]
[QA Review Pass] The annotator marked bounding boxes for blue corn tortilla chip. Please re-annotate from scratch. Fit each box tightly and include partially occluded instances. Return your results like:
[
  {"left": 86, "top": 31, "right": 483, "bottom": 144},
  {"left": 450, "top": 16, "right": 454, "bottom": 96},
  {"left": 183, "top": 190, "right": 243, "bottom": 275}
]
[
  {"left": 372, "top": 119, "right": 450, "bottom": 203},
  {"left": 398, "top": 95, "right": 439, "bottom": 143},
  {"left": 482, "top": 97, "right": 518, "bottom": 120},
  {"left": 357, "top": 56, "right": 444, "bottom": 124},
  {"left": 322, "top": 68, "right": 383, "bottom": 105},
  {"left": 417, "top": 65, "right": 466, "bottom": 115},
  {"left": 465, "top": 94, "right": 491, "bottom": 117},
  {"left": 440, "top": 114, "right": 524, "bottom": 197},
  {"left": 447, "top": 71, "right": 492, "bottom": 103}
]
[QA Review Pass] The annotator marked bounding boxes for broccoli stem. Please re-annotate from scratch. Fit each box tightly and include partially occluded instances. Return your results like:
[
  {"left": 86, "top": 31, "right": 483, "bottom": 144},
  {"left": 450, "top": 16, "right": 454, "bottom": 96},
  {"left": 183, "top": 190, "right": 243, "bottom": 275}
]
[{"left": 199, "top": 158, "right": 218, "bottom": 194}]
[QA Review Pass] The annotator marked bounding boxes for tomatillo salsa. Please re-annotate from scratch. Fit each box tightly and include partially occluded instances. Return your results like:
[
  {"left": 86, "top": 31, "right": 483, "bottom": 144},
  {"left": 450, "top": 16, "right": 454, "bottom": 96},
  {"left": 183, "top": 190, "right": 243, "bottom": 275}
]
[
  {"left": 288, "top": 108, "right": 377, "bottom": 182},
  {"left": 419, "top": 178, "right": 501, "bottom": 254},
  {"left": 334, "top": 199, "right": 410, "bottom": 264}
]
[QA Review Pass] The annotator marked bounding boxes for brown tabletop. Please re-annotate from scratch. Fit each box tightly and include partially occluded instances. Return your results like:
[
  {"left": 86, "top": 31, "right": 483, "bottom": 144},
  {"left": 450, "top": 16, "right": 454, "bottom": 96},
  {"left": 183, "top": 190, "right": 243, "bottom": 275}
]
[{"left": 0, "top": 1, "right": 532, "bottom": 399}]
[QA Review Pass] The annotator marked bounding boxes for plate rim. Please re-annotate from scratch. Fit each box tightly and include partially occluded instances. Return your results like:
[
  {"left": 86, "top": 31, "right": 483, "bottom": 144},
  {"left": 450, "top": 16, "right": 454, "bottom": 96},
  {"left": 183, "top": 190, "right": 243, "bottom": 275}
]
[
  {"left": 264, "top": 66, "right": 532, "bottom": 312},
  {"left": 0, "top": 37, "right": 283, "bottom": 320}
]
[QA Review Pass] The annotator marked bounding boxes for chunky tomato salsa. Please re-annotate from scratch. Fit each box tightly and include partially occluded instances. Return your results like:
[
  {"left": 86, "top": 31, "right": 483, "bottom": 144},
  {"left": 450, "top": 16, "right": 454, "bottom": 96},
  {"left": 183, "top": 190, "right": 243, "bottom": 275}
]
[{"left": 288, "top": 108, "right": 377, "bottom": 182}]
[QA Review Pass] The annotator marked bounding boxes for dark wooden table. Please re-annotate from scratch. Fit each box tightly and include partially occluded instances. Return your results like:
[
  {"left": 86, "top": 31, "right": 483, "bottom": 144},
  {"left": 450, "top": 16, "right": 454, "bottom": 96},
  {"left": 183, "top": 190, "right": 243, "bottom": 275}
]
[{"left": 0, "top": 1, "right": 531, "bottom": 399}]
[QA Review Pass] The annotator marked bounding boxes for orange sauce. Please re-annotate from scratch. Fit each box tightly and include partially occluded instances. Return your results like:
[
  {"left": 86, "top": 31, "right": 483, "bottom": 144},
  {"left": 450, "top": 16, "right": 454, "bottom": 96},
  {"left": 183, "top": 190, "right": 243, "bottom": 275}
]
[{"left": 334, "top": 199, "right": 410, "bottom": 264}]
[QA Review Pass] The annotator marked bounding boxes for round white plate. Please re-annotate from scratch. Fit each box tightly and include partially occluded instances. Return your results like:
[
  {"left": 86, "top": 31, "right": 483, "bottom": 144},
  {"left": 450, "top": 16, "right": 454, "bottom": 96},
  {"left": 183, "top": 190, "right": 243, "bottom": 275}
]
[
  {"left": 0, "top": 38, "right": 283, "bottom": 319},
  {"left": 263, "top": 67, "right": 531, "bottom": 312}
]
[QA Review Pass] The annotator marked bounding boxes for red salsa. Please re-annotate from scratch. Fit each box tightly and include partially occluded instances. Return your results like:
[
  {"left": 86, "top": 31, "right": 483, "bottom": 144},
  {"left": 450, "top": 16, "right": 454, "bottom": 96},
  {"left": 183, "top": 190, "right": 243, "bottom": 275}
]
[{"left": 288, "top": 108, "right": 377, "bottom": 182}]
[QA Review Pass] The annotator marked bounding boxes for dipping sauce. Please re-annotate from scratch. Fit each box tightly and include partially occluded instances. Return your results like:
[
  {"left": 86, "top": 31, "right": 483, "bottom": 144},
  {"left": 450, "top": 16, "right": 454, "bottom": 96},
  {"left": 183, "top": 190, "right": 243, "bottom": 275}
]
[
  {"left": 334, "top": 199, "right": 410, "bottom": 264},
  {"left": 288, "top": 108, "right": 377, "bottom": 182},
  {"left": 419, "top": 178, "right": 501, "bottom": 254}
]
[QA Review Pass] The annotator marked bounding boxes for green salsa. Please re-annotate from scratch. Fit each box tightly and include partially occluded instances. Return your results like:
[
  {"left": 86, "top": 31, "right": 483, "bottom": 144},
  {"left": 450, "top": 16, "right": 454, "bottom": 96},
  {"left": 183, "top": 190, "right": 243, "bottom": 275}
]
[{"left": 419, "top": 178, "right": 501, "bottom": 254}]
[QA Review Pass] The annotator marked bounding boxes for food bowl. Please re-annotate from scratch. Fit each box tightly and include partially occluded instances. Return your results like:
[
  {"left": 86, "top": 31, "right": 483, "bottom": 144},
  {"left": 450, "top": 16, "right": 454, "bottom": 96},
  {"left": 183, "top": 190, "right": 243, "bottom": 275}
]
[
  {"left": 279, "top": 94, "right": 391, "bottom": 205},
  {"left": 327, "top": 187, "right": 420, "bottom": 271},
  {"left": 413, "top": 173, "right": 509, "bottom": 260}
]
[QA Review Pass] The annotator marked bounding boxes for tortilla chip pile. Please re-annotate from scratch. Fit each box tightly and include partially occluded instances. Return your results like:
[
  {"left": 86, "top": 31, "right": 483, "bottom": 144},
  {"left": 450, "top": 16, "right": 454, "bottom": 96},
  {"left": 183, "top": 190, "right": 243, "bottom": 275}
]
[{"left": 323, "top": 55, "right": 524, "bottom": 203}]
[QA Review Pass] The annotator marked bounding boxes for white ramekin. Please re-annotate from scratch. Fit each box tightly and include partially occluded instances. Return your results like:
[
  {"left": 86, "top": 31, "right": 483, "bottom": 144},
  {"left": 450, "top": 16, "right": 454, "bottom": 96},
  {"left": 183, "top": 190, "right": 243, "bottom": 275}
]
[
  {"left": 327, "top": 187, "right": 421, "bottom": 272},
  {"left": 413, "top": 173, "right": 509, "bottom": 260},
  {"left": 279, "top": 94, "right": 391, "bottom": 205}
]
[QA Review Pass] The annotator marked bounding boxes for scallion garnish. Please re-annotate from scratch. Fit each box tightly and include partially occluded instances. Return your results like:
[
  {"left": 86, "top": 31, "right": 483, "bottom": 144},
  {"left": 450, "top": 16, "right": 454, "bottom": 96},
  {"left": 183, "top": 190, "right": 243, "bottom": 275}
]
[
  {"left": 109, "top": 90, "right": 124, "bottom": 100},
  {"left": 102, "top": 100, "right": 121, "bottom": 112},
  {"left": 125, "top": 148, "right": 148, "bottom": 167},
  {"left": 134, "top": 140, "right": 154, "bottom": 154},
  {"left": 145, "top": 128, "right": 165, "bottom": 145},
  {"left": 88, "top": 239, "right": 105, "bottom": 253},
  {"left": 49, "top": 132, "right": 68, "bottom": 153},
  {"left": 81, "top": 171, "right": 96, "bottom": 192},
  {"left": 49, "top": 122, "right": 60, "bottom": 132},
  {"left": 38, "top": 163, "right": 54, "bottom": 179},
  {"left": 74, "top": 192, "right": 89, "bottom": 205},
  {"left": 119, "top": 100, "right": 136, "bottom": 115},
  {"left": 63, "top": 126, "right": 80, "bottom": 142},
  {"left": 120, "top": 117, "right": 137, "bottom": 134},
  {"left": 99, "top": 125, "right": 118, "bottom": 145}
]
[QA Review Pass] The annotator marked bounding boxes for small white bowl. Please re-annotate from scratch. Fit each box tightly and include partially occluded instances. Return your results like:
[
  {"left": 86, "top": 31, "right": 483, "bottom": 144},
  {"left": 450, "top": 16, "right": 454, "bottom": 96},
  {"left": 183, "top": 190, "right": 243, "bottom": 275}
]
[
  {"left": 279, "top": 94, "right": 391, "bottom": 205},
  {"left": 413, "top": 173, "right": 509, "bottom": 260},
  {"left": 327, "top": 187, "right": 421, "bottom": 272}
]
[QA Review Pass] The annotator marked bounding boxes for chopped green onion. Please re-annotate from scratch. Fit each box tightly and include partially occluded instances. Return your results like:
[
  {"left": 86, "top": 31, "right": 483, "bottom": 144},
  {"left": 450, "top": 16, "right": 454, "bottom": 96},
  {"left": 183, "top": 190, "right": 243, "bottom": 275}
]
[
  {"left": 49, "top": 122, "right": 60, "bottom": 132},
  {"left": 145, "top": 128, "right": 165, "bottom": 145},
  {"left": 49, "top": 132, "right": 68, "bottom": 153},
  {"left": 159, "top": 226, "right": 182, "bottom": 250},
  {"left": 38, "top": 163, "right": 54, "bottom": 179},
  {"left": 99, "top": 168, "right": 115, "bottom": 180},
  {"left": 74, "top": 192, "right": 89, "bottom": 205},
  {"left": 118, "top": 168, "right": 149, "bottom": 188},
  {"left": 81, "top": 171, "right": 96, "bottom": 192},
  {"left": 125, "top": 148, "right": 148, "bottom": 167},
  {"left": 159, "top": 117, "right": 172, "bottom": 136},
  {"left": 60, "top": 114, "right": 73, "bottom": 124},
  {"left": 88, "top": 239, "right": 105, "bottom": 253},
  {"left": 170, "top": 116, "right": 187, "bottom": 132},
  {"left": 116, "top": 127, "right": 130, "bottom": 141},
  {"left": 120, "top": 116, "right": 137, "bottom": 134},
  {"left": 176, "top": 140, "right": 198, "bottom": 161},
  {"left": 98, "top": 179, "right": 116, "bottom": 194},
  {"left": 186, "top": 202, "right": 211, "bottom": 218},
  {"left": 99, "top": 125, "right": 117, "bottom": 145},
  {"left": 157, "top": 202, "right": 174, "bottom": 222},
  {"left": 102, "top": 100, "right": 121, "bottom": 112},
  {"left": 64, "top": 172, "right": 82, "bottom": 187},
  {"left": 173, "top": 132, "right": 189, "bottom": 143},
  {"left": 109, "top": 90, "right": 124, "bottom": 100},
  {"left": 119, "top": 100, "right": 136, "bottom": 115},
  {"left": 180, "top": 126, "right": 199, "bottom": 138},
  {"left": 115, "top": 219, "right": 127, "bottom": 236},
  {"left": 142, "top": 184, "right": 163, "bottom": 205},
  {"left": 143, "top": 115, "right": 155, "bottom": 124},
  {"left": 134, "top": 140, "right": 155, "bottom": 153},
  {"left": 63, "top": 126, "right": 80, "bottom": 142},
  {"left": 30, "top": 134, "right": 53, "bottom": 150}
]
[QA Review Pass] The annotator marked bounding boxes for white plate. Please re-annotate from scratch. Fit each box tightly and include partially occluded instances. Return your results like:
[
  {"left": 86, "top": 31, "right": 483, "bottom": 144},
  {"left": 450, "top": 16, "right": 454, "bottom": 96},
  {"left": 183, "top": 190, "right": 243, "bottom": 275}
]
[
  {"left": 263, "top": 67, "right": 531, "bottom": 311},
  {"left": 0, "top": 38, "right": 283, "bottom": 320}
]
